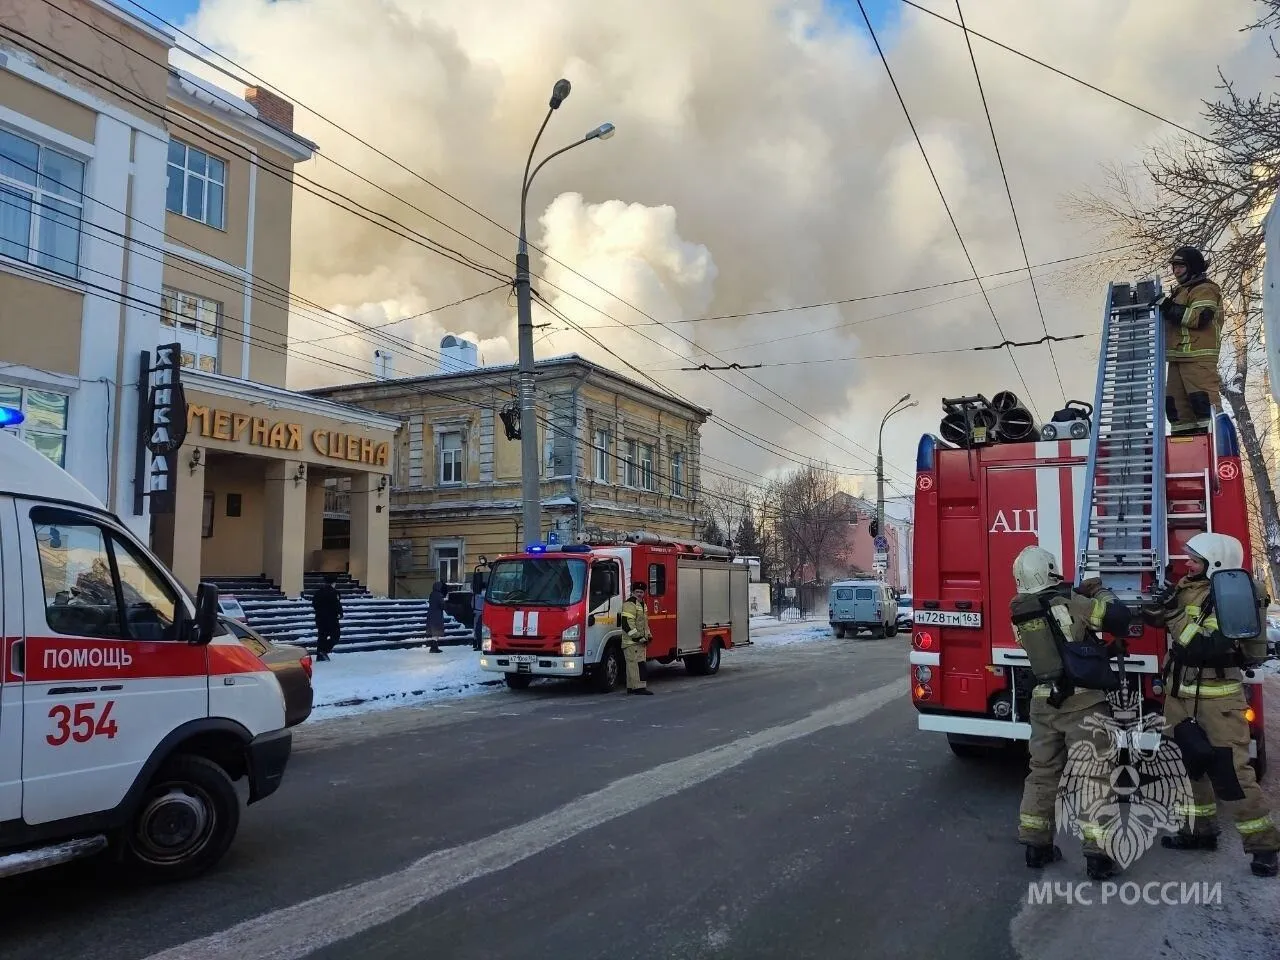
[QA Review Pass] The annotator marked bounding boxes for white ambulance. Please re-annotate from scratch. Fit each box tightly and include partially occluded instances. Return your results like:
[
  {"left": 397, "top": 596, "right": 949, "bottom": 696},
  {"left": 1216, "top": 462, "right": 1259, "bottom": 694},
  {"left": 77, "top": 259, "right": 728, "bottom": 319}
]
[{"left": 0, "top": 412, "right": 291, "bottom": 882}]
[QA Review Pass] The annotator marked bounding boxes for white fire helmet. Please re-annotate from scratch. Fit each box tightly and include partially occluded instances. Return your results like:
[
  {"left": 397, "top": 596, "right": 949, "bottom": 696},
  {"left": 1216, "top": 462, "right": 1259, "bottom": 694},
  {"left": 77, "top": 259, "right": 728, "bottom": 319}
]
[
  {"left": 1013, "top": 545, "right": 1062, "bottom": 593},
  {"left": 1185, "top": 532, "right": 1245, "bottom": 573}
]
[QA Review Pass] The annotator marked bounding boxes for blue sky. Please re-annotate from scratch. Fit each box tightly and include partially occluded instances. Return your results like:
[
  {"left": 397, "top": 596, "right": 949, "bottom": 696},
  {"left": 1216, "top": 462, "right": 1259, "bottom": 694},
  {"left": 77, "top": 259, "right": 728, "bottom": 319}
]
[{"left": 129, "top": 0, "right": 900, "bottom": 41}]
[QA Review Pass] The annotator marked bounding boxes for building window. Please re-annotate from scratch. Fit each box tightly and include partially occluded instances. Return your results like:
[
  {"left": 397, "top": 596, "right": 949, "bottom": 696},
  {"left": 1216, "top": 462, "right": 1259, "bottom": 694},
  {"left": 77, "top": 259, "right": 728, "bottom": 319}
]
[
  {"left": 0, "top": 129, "right": 84, "bottom": 279},
  {"left": 202, "top": 491, "right": 214, "bottom": 538},
  {"left": 0, "top": 382, "right": 69, "bottom": 467},
  {"left": 166, "top": 139, "right": 226, "bottom": 229},
  {"left": 161, "top": 287, "right": 221, "bottom": 372},
  {"left": 594, "top": 429, "right": 611, "bottom": 481},
  {"left": 432, "top": 544, "right": 461, "bottom": 586},
  {"left": 627, "top": 440, "right": 654, "bottom": 491},
  {"left": 439, "top": 431, "right": 463, "bottom": 484},
  {"left": 671, "top": 449, "right": 685, "bottom": 497}
]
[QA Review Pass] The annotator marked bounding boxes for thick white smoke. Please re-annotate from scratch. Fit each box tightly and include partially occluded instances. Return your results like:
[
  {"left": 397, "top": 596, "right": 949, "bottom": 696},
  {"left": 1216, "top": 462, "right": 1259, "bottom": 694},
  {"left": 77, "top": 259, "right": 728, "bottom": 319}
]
[{"left": 178, "top": 0, "right": 1269, "bottom": 505}]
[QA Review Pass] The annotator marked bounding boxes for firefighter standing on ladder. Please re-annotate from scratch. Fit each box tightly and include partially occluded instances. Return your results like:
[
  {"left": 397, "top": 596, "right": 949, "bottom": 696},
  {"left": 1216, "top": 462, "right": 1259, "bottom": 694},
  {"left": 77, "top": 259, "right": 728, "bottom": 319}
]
[
  {"left": 1144, "top": 532, "right": 1280, "bottom": 877},
  {"left": 1157, "top": 246, "right": 1223, "bottom": 437},
  {"left": 1010, "top": 546, "right": 1131, "bottom": 880},
  {"left": 620, "top": 582, "right": 654, "bottom": 696}
]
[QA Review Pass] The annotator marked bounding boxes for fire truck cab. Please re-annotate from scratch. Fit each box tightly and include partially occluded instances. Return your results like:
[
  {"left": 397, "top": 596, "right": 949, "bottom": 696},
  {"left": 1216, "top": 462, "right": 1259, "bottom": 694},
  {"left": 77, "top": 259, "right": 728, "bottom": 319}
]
[
  {"left": 0, "top": 419, "right": 292, "bottom": 882},
  {"left": 480, "top": 533, "right": 750, "bottom": 691}
]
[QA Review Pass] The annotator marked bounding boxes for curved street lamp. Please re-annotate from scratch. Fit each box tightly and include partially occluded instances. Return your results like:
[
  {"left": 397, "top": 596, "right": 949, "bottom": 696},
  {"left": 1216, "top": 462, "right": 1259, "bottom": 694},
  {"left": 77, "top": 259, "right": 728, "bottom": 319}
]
[
  {"left": 515, "top": 79, "right": 615, "bottom": 545},
  {"left": 877, "top": 393, "right": 918, "bottom": 534}
]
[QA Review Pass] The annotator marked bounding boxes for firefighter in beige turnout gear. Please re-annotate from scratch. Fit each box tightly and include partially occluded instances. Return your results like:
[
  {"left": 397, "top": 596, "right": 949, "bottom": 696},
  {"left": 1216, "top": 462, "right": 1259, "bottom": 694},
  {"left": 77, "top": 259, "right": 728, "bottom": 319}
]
[
  {"left": 1144, "top": 532, "right": 1280, "bottom": 877},
  {"left": 619, "top": 582, "right": 654, "bottom": 696},
  {"left": 1010, "top": 545, "right": 1132, "bottom": 880},
  {"left": 1157, "top": 246, "right": 1223, "bottom": 436}
]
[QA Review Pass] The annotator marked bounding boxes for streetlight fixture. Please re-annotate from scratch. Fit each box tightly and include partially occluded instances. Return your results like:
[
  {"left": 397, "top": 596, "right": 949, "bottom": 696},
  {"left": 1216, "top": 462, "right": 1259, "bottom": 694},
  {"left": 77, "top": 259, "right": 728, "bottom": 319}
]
[
  {"left": 515, "top": 78, "right": 615, "bottom": 546},
  {"left": 877, "top": 393, "right": 918, "bottom": 535}
]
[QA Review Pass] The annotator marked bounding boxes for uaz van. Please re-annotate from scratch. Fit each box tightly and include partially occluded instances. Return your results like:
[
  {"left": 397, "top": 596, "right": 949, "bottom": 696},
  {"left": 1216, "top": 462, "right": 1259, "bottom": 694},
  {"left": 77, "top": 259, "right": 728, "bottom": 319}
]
[{"left": 828, "top": 579, "right": 897, "bottom": 638}]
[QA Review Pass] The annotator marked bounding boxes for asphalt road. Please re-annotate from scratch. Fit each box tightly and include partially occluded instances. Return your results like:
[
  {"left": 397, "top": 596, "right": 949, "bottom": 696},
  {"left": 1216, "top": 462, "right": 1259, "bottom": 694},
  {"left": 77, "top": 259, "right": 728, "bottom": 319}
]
[{"left": 3, "top": 634, "right": 1276, "bottom": 960}]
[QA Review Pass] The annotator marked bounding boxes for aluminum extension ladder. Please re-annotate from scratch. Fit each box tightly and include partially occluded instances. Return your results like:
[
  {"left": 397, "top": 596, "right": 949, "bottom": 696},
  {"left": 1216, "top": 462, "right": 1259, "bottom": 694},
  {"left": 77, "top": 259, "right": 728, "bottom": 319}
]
[{"left": 1075, "top": 279, "right": 1168, "bottom": 604}]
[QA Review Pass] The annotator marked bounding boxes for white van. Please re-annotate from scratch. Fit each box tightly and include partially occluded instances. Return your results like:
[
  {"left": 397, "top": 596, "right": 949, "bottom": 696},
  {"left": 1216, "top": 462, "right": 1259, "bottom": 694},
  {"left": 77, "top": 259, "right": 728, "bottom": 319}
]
[{"left": 0, "top": 424, "right": 291, "bottom": 881}]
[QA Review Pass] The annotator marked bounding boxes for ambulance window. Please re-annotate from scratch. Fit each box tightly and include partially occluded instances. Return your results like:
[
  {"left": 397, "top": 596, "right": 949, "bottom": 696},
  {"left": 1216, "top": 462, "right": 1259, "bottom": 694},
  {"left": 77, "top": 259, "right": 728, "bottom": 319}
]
[
  {"left": 33, "top": 517, "right": 122, "bottom": 639},
  {"left": 109, "top": 534, "right": 179, "bottom": 642},
  {"left": 648, "top": 563, "right": 666, "bottom": 597}
]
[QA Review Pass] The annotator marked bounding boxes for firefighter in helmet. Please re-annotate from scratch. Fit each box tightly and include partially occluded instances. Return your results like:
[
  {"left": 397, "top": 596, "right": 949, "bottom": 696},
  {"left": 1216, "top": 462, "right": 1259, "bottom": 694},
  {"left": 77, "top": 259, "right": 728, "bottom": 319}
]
[
  {"left": 1010, "top": 545, "right": 1132, "bottom": 880},
  {"left": 1144, "top": 532, "right": 1279, "bottom": 877},
  {"left": 1158, "top": 246, "right": 1223, "bottom": 436},
  {"left": 619, "top": 582, "right": 653, "bottom": 696}
]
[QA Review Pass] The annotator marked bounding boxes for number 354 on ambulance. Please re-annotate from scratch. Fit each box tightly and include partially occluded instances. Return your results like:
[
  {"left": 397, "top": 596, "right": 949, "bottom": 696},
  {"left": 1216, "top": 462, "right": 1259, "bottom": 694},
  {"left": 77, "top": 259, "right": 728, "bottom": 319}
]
[{"left": 0, "top": 412, "right": 293, "bottom": 882}]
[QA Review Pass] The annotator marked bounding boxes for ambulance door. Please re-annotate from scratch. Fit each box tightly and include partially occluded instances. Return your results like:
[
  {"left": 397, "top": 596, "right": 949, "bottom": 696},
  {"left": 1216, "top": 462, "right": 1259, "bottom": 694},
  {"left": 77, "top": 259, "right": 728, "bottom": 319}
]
[
  {"left": 18, "top": 503, "right": 207, "bottom": 826},
  {"left": 646, "top": 552, "right": 677, "bottom": 658},
  {"left": 0, "top": 497, "right": 23, "bottom": 822}
]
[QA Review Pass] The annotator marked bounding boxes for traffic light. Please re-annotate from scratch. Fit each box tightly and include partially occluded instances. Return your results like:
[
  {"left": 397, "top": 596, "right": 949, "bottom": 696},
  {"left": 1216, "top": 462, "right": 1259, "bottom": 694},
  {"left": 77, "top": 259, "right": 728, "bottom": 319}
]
[{"left": 868, "top": 517, "right": 879, "bottom": 538}]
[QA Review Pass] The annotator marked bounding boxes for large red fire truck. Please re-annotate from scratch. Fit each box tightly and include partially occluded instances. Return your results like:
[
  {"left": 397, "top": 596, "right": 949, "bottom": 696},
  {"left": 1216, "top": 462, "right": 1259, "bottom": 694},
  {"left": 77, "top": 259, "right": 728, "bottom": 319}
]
[
  {"left": 910, "top": 280, "right": 1267, "bottom": 775},
  {"left": 479, "top": 533, "right": 751, "bottom": 691}
]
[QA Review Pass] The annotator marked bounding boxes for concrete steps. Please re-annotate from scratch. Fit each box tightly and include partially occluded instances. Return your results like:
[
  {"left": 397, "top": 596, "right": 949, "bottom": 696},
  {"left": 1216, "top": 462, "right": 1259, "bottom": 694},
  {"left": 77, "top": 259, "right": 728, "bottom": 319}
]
[{"left": 206, "top": 574, "right": 471, "bottom": 653}]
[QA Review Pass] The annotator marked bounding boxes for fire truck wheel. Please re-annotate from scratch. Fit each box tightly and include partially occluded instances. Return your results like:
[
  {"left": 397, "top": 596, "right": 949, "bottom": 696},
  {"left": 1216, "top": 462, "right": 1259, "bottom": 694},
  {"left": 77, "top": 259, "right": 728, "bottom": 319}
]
[
  {"left": 504, "top": 674, "right": 534, "bottom": 690},
  {"left": 685, "top": 639, "right": 723, "bottom": 676},
  {"left": 592, "top": 642, "right": 623, "bottom": 693},
  {"left": 123, "top": 754, "right": 240, "bottom": 883}
]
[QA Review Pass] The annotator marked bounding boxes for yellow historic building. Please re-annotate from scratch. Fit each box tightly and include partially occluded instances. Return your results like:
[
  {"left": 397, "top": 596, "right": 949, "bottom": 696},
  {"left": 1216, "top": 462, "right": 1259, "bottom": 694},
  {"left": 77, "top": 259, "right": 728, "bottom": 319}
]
[{"left": 311, "top": 353, "right": 709, "bottom": 596}]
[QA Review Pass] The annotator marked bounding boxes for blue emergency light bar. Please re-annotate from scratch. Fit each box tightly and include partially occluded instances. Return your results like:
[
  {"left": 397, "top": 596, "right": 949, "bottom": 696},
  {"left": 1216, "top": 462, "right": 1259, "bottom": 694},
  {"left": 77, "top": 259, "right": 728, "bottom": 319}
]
[
  {"left": 526, "top": 543, "right": 546, "bottom": 553},
  {"left": 0, "top": 405, "right": 24, "bottom": 428}
]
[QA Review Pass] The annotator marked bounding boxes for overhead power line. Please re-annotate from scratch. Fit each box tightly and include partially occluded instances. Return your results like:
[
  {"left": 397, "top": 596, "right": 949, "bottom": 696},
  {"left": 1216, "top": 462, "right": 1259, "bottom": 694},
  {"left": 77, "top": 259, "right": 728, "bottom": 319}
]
[
  {"left": 855, "top": 0, "right": 1041, "bottom": 421},
  {"left": 954, "top": 0, "right": 1066, "bottom": 403}
]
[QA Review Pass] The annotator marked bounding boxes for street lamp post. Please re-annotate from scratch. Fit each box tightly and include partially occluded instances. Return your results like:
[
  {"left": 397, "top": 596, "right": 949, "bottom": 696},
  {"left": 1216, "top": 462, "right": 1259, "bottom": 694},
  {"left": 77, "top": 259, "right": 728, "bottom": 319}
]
[
  {"left": 515, "top": 78, "right": 615, "bottom": 545},
  {"left": 877, "top": 393, "right": 918, "bottom": 534}
]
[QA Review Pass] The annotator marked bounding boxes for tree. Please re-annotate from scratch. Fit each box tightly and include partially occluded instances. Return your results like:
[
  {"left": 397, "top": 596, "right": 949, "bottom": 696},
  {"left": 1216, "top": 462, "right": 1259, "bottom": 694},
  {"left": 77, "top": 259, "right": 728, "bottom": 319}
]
[
  {"left": 1065, "top": 1, "right": 1280, "bottom": 595},
  {"left": 770, "top": 463, "right": 853, "bottom": 582},
  {"left": 700, "top": 516, "right": 727, "bottom": 547}
]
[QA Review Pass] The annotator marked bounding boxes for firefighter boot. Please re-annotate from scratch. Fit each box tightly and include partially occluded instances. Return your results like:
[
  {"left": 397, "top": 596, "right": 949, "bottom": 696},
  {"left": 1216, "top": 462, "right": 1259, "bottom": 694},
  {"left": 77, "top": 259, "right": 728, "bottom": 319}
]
[
  {"left": 1025, "top": 844, "right": 1062, "bottom": 868},
  {"left": 1161, "top": 833, "right": 1218, "bottom": 852},
  {"left": 1251, "top": 851, "right": 1278, "bottom": 878},
  {"left": 1086, "top": 854, "right": 1118, "bottom": 881}
]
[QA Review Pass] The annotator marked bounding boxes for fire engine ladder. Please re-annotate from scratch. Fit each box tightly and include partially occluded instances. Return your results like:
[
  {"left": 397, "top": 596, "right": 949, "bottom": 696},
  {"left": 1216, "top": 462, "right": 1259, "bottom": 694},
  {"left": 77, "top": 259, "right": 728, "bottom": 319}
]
[{"left": 1075, "top": 279, "right": 1167, "bottom": 604}]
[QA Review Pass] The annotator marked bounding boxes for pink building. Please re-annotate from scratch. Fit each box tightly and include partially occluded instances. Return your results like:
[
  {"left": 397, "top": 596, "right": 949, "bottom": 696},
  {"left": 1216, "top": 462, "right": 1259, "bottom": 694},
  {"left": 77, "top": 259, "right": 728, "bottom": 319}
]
[{"left": 800, "top": 493, "right": 911, "bottom": 590}]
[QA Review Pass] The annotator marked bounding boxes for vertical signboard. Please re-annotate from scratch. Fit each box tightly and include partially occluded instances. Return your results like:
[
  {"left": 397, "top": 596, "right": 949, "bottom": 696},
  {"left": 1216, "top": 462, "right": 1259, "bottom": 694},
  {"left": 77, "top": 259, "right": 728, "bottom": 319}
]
[{"left": 133, "top": 344, "right": 187, "bottom": 515}]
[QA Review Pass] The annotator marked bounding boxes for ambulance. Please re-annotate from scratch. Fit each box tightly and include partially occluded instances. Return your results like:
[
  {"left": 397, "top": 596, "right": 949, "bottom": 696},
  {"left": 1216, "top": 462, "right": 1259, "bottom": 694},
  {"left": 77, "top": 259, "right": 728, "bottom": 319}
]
[{"left": 0, "top": 411, "right": 291, "bottom": 881}]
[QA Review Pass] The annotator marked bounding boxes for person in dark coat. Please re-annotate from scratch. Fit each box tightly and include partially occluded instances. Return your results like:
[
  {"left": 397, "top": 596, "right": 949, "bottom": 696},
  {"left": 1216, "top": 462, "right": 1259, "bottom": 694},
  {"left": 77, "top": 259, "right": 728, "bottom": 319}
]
[
  {"left": 427, "top": 581, "right": 446, "bottom": 654},
  {"left": 311, "top": 574, "right": 343, "bottom": 662}
]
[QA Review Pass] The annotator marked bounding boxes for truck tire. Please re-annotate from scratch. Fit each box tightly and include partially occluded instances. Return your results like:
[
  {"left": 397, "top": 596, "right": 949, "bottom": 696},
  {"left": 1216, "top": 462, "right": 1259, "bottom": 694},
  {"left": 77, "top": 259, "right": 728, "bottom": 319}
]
[
  {"left": 124, "top": 754, "right": 240, "bottom": 882},
  {"left": 504, "top": 674, "right": 533, "bottom": 690},
  {"left": 885, "top": 621, "right": 898, "bottom": 638},
  {"left": 593, "top": 642, "right": 623, "bottom": 693},
  {"left": 686, "top": 639, "right": 723, "bottom": 676}
]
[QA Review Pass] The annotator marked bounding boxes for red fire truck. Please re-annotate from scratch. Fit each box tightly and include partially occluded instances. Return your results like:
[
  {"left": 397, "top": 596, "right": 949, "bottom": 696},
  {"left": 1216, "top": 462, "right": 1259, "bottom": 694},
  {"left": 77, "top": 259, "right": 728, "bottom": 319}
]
[
  {"left": 910, "top": 421, "right": 1267, "bottom": 774},
  {"left": 479, "top": 533, "right": 751, "bottom": 691}
]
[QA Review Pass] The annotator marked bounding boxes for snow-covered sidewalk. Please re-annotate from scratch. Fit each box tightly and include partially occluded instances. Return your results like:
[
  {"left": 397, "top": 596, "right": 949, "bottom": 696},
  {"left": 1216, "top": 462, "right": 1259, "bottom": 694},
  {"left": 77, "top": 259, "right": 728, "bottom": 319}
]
[
  {"left": 305, "top": 621, "right": 836, "bottom": 722},
  {"left": 308, "top": 646, "right": 501, "bottom": 720}
]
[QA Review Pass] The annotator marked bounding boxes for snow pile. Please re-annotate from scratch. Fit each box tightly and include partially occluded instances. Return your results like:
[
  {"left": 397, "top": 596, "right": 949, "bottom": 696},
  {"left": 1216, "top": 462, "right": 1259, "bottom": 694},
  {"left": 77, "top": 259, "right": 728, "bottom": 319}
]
[
  {"left": 309, "top": 646, "right": 499, "bottom": 719},
  {"left": 747, "top": 623, "right": 832, "bottom": 648}
]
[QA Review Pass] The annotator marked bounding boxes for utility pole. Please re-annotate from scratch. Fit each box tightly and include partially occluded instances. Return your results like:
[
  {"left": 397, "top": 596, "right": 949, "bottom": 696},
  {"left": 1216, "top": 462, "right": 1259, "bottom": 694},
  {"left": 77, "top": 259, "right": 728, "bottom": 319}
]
[
  {"left": 877, "top": 393, "right": 917, "bottom": 573},
  {"left": 515, "top": 79, "right": 615, "bottom": 545}
]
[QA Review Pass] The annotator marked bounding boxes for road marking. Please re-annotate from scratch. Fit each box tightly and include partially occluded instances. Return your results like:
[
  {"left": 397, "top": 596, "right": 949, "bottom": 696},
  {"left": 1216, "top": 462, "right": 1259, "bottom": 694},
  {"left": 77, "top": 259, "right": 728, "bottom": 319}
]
[{"left": 142, "top": 679, "right": 905, "bottom": 960}]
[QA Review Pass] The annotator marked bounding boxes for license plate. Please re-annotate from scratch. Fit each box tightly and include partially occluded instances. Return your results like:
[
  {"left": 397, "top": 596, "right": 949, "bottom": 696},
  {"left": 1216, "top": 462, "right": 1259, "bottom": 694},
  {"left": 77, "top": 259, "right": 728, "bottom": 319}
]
[
  {"left": 914, "top": 609, "right": 982, "bottom": 628},
  {"left": 511, "top": 655, "right": 535, "bottom": 663}
]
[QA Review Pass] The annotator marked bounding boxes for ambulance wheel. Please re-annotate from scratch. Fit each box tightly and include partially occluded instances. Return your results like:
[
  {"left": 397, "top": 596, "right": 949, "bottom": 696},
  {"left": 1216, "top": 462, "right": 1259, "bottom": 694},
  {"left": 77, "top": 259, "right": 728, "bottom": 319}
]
[
  {"left": 504, "top": 674, "right": 534, "bottom": 690},
  {"left": 593, "top": 642, "right": 623, "bottom": 692},
  {"left": 124, "top": 754, "right": 240, "bottom": 882}
]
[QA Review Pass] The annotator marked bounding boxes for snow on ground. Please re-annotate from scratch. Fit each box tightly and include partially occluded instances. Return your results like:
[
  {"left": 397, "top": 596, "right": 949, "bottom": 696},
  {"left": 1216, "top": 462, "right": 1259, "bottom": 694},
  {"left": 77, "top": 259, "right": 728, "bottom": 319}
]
[
  {"left": 308, "top": 645, "right": 500, "bottom": 720},
  {"left": 305, "top": 621, "right": 839, "bottom": 721}
]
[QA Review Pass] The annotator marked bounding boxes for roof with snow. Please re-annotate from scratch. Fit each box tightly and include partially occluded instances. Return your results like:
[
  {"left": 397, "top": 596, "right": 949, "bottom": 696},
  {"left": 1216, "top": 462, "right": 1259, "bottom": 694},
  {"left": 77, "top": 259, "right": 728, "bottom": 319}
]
[{"left": 308, "top": 353, "right": 712, "bottom": 420}]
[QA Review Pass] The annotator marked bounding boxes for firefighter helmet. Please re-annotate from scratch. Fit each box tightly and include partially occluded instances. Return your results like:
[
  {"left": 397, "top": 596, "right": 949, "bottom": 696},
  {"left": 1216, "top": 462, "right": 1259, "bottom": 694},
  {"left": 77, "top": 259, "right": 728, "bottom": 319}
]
[
  {"left": 1185, "top": 532, "right": 1244, "bottom": 573},
  {"left": 1014, "top": 545, "right": 1062, "bottom": 593}
]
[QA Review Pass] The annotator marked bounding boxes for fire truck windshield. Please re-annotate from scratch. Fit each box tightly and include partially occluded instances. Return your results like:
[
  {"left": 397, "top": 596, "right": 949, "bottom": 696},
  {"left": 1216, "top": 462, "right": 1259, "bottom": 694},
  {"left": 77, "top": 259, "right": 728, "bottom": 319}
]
[{"left": 486, "top": 558, "right": 587, "bottom": 606}]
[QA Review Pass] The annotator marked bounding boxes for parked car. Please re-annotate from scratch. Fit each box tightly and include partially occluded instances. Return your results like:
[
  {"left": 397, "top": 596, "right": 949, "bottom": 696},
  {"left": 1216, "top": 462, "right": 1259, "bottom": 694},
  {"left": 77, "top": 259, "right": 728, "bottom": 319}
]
[
  {"left": 220, "top": 616, "right": 314, "bottom": 727},
  {"left": 895, "top": 594, "right": 913, "bottom": 632},
  {"left": 218, "top": 594, "right": 247, "bottom": 622},
  {"left": 1267, "top": 614, "right": 1280, "bottom": 658},
  {"left": 828, "top": 580, "right": 897, "bottom": 638}
]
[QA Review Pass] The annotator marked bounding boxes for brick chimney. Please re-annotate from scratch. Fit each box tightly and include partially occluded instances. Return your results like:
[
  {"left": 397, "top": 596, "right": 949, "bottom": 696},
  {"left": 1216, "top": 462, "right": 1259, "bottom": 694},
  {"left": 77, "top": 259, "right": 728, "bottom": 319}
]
[{"left": 244, "top": 86, "right": 294, "bottom": 131}]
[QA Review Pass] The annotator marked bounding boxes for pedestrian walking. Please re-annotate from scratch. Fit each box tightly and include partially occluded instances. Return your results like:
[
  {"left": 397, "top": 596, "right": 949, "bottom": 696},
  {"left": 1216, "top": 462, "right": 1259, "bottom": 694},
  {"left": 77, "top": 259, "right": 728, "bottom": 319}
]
[
  {"left": 310, "top": 574, "right": 343, "bottom": 662},
  {"left": 472, "top": 586, "right": 485, "bottom": 651},
  {"left": 427, "top": 580, "right": 446, "bottom": 654}
]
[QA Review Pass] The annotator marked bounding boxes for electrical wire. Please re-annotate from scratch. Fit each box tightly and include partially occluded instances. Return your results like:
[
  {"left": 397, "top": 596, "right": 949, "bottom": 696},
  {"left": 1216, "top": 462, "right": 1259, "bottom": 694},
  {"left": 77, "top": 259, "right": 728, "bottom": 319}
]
[
  {"left": 954, "top": 0, "right": 1066, "bottom": 402},
  {"left": 855, "top": 0, "right": 1041, "bottom": 421}
]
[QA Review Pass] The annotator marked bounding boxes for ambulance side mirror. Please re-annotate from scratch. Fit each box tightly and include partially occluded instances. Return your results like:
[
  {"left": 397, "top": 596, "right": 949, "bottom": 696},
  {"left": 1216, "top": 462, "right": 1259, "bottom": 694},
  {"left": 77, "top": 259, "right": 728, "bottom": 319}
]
[
  {"left": 1211, "top": 569, "right": 1262, "bottom": 640},
  {"left": 188, "top": 581, "right": 221, "bottom": 645}
]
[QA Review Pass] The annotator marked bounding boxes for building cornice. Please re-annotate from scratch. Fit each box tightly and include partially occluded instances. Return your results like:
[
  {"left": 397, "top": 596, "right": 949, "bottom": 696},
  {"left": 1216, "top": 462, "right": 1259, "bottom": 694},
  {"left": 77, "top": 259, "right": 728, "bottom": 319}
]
[
  {"left": 181, "top": 370, "right": 402, "bottom": 432},
  {"left": 167, "top": 69, "right": 317, "bottom": 162},
  {"left": 86, "top": 0, "right": 175, "bottom": 48}
]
